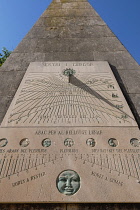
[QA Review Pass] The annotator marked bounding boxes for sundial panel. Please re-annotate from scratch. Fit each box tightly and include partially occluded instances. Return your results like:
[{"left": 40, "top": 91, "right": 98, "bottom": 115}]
[
  {"left": 1, "top": 62, "right": 137, "bottom": 127},
  {"left": 0, "top": 62, "right": 139, "bottom": 203}
]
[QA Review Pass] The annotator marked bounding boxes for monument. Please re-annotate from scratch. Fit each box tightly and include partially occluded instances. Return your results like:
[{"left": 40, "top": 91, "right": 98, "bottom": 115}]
[{"left": 0, "top": 0, "right": 140, "bottom": 204}]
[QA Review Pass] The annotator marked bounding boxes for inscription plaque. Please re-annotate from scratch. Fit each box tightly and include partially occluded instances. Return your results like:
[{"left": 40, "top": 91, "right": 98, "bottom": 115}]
[{"left": 0, "top": 61, "right": 139, "bottom": 202}]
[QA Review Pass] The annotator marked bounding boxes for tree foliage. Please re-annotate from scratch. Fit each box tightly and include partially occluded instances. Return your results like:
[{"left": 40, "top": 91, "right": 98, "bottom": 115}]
[{"left": 0, "top": 47, "right": 11, "bottom": 67}]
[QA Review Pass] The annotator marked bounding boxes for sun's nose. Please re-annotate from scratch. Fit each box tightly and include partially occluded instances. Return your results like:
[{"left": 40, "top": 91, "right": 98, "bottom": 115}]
[{"left": 66, "top": 178, "right": 72, "bottom": 187}]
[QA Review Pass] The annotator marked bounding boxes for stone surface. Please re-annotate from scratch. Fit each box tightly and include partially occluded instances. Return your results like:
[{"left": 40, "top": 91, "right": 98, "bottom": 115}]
[
  {"left": 0, "top": 71, "right": 25, "bottom": 96},
  {"left": 35, "top": 16, "right": 106, "bottom": 27},
  {"left": 118, "top": 70, "right": 140, "bottom": 94},
  {"left": 1, "top": 62, "right": 137, "bottom": 128},
  {"left": 0, "top": 62, "right": 139, "bottom": 203},
  {"left": 25, "top": 25, "right": 115, "bottom": 39},
  {"left": 0, "top": 96, "right": 13, "bottom": 116},
  {"left": 129, "top": 94, "right": 140, "bottom": 116},
  {"left": 0, "top": 0, "right": 140, "bottom": 207},
  {"left": 94, "top": 51, "right": 140, "bottom": 70}
]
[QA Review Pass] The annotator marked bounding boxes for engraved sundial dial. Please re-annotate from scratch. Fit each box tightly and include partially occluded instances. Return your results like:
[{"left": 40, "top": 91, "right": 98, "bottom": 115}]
[
  {"left": 1, "top": 62, "right": 136, "bottom": 127},
  {"left": 0, "top": 61, "right": 139, "bottom": 202}
]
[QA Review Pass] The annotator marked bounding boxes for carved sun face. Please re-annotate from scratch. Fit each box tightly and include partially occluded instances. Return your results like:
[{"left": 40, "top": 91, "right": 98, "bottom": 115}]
[{"left": 57, "top": 170, "right": 80, "bottom": 195}]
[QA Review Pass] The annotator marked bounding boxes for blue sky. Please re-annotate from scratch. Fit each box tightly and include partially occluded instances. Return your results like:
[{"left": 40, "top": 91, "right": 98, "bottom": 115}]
[{"left": 0, "top": 0, "right": 140, "bottom": 64}]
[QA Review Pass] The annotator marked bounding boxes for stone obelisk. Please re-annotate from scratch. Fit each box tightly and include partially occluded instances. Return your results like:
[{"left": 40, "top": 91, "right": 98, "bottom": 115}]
[
  {"left": 0, "top": 0, "right": 140, "bottom": 208},
  {"left": 0, "top": 0, "right": 140, "bottom": 124}
]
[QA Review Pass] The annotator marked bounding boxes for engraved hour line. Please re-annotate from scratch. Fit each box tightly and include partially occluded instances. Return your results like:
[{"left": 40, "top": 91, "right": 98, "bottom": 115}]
[
  {"left": 9, "top": 103, "right": 127, "bottom": 125},
  {"left": 12, "top": 99, "right": 122, "bottom": 121},
  {"left": 10, "top": 159, "right": 15, "bottom": 176},
  {"left": 6, "top": 72, "right": 131, "bottom": 124},
  {"left": 130, "top": 155, "right": 138, "bottom": 178},
  {"left": 124, "top": 155, "right": 130, "bottom": 176},
  {"left": 30, "top": 96, "right": 54, "bottom": 124},
  {"left": 125, "top": 155, "right": 132, "bottom": 177},
  {"left": 83, "top": 94, "right": 96, "bottom": 123},
  {"left": 44, "top": 96, "right": 58, "bottom": 124},
  {"left": 17, "top": 96, "right": 48, "bottom": 122},
  {"left": 24, "top": 80, "right": 55, "bottom": 89},
  {"left": 21, "top": 81, "right": 60, "bottom": 96},
  {"left": 13, "top": 96, "right": 116, "bottom": 120},
  {"left": 10, "top": 159, "right": 15, "bottom": 175},
  {"left": 19, "top": 84, "right": 52, "bottom": 99},
  {"left": 75, "top": 94, "right": 83, "bottom": 124},
  {"left": 119, "top": 155, "right": 125, "bottom": 175},
  {"left": 24, "top": 79, "right": 58, "bottom": 92},
  {"left": 129, "top": 156, "right": 135, "bottom": 177},
  {"left": 19, "top": 92, "right": 50, "bottom": 113},
  {"left": 0, "top": 158, "right": 5, "bottom": 177},
  {"left": 88, "top": 94, "right": 121, "bottom": 118},
  {"left": 5, "top": 156, "right": 12, "bottom": 177},
  {"left": 16, "top": 75, "right": 104, "bottom": 99},
  {"left": 116, "top": 155, "right": 122, "bottom": 175},
  {"left": 132, "top": 155, "right": 139, "bottom": 179},
  {"left": 38, "top": 95, "right": 62, "bottom": 123},
  {"left": 13, "top": 96, "right": 58, "bottom": 123},
  {"left": 17, "top": 80, "right": 60, "bottom": 103},
  {"left": 109, "top": 156, "right": 114, "bottom": 172},
  {"left": 18, "top": 91, "right": 48, "bottom": 105},
  {"left": 122, "top": 156, "right": 128, "bottom": 175},
  {"left": 1, "top": 154, "right": 138, "bottom": 180},
  {"left": 3, "top": 159, "right": 9, "bottom": 178}
]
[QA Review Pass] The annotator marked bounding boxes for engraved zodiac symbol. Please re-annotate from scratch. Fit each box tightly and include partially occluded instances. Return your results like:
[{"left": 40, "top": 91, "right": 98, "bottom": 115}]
[
  {"left": 130, "top": 138, "right": 140, "bottom": 147},
  {"left": 0, "top": 138, "right": 8, "bottom": 147},
  {"left": 86, "top": 138, "right": 96, "bottom": 147},
  {"left": 19, "top": 138, "right": 30, "bottom": 147},
  {"left": 64, "top": 138, "right": 74, "bottom": 147},
  {"left": 42, "top": 138, "right": 51, "bottom": 147},
  {"left": 56, "top": 170, "right": 80, "bottom": 195},
  {"left": 108, "top": 138, "right": 118, "bottom": 147}
]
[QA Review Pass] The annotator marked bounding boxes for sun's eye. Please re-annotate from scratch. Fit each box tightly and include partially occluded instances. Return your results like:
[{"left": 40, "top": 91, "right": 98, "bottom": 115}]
[
  {"left": 72, "top": 179, "right": 78, "bottom": 182},
  {"left": 59, "top": 178, "right": 67, "bottom": 182},
  {"left": 72, "top": 177, "right": 78, "bottom": 182}
]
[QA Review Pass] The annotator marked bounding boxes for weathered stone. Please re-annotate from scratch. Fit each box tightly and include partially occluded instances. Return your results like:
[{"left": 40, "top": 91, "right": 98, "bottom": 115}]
[
  {"left": 0, "top": 112, "right": 5, "bottom": 124},
  {"left": 0, "top": 0, "right": 140, "bottom": 205},
  {"left": 1, "top": 53, "right": 46, "bottom": 71},
  {"left": 36, "top": 16, "right": 106, "bottom": 27},
  {"left": 44, "top": 51, "right": 94, "bottom": 61},
  {"left": 94, "top": 51, "right": 140, "bottom": 70},
  {"left": 25, "top": 25, "right": 115, "bottom": 39},
  {"left": 14, "top": 37, "right": 125, "bottom": 54},
  {"left": 43, "top": 8, "right": 99, "bottom": 17},
  {"left": 0, "top": 95, "right": 13, "bottom": 111},
  {"left": 0, "top": 0, "right": 140, "bottom": 208},
  {"left": 13, "top": 38, "right": 38, "bottom": 53},
  {"left": 118, "top": 70, "right": 140, "bottom": 94},
  {"left": 0, "top": 51, "right": 94, "bottom": 72},
  {"left": 129, "top": 94, "right": 140, "bottom": 116},
  {"left": 48, "top": 1, "right": 93, "bottom": 9},
  {"left": 0, "top": 71, "right": 25, "bottom": 96}
]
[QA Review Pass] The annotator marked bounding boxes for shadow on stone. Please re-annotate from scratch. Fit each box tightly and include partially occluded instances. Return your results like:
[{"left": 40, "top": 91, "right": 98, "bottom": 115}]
[{"left": 109, "top": 64, "right": 140, "bottom": 128}]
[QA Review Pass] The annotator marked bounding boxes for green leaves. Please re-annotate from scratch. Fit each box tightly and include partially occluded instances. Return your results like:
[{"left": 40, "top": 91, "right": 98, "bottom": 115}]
[{"left": 0, "top": 47, "right": 11, "bottom": 67}]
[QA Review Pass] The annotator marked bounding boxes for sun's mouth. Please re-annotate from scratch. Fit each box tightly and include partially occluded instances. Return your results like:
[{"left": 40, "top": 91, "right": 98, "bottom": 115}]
[{"left": 64, "top": 188, "right": 73, "bottom": 192}]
